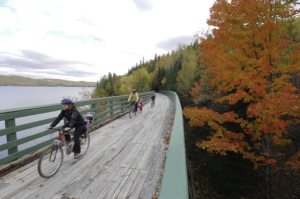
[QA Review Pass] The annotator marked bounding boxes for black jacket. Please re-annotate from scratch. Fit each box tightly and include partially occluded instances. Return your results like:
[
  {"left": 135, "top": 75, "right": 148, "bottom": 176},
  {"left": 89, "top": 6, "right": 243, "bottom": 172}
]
[{"left": 51, "top": 103, "right": 85, "bottom": 128}]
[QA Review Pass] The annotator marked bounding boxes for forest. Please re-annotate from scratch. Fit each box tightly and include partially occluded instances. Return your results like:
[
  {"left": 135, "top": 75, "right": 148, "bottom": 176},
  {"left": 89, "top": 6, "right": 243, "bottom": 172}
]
[{"left": 92, "top": 0, "right": 300, "bottom": 198}]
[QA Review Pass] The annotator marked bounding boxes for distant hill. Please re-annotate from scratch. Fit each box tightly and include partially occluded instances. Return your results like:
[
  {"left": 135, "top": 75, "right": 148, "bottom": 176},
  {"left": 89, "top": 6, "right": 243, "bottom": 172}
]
[{"left": 0, "top": 75, "right": 96, "bottom": 87}]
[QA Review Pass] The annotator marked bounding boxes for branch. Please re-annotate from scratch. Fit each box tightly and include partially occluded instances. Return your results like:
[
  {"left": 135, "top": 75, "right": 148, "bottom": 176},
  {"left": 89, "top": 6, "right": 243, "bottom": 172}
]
[{"left": 284, "top": 36, "right": 300, "bottom": 43}]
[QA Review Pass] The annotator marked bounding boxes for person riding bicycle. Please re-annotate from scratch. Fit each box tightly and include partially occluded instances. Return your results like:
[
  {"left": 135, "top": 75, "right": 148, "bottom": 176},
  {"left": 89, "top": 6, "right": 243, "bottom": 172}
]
[
  {"left": 128, "top": 89, "right": 139, "bottom": 112},
  {"left": 46, "top": 98, "right": 85, "bottom": 159},
  {"left": 138, "top": 99, "right": 143, "bottom": 111},
  {"left": 151, "top": 93, "right": 156, "bottom": 103}
]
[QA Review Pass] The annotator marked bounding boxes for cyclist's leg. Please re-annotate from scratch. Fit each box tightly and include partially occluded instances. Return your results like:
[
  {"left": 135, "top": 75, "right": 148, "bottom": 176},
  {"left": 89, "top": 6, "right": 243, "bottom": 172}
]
[
  {"left": 63, "top": 123, "right": 71, "bottom": 142},
  {"left": 135, "top": 101, "right": 138, "bottom": 112},
  {"left": 73, "top": 125, "right": 84, "bottom": 154}
]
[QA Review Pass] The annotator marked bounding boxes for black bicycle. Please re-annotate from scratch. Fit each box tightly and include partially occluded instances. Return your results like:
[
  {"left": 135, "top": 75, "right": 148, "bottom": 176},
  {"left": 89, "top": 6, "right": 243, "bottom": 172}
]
[
  {"left": 151, "top": 100, "right": 155, "bottom": 108},
  {"left": 129, "top": 101, "right": 137, "bottom": 118}
]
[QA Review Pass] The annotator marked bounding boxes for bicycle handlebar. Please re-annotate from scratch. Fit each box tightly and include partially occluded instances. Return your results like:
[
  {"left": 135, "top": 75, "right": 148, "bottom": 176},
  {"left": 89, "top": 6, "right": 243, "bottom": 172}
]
[{"left": 48, "top": 128, "right": 71, "bottom": 132}]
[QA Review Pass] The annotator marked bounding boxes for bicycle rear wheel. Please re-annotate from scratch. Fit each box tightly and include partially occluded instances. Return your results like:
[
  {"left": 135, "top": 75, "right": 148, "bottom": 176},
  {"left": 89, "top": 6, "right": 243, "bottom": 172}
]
[
  {"left": 129, "top": 107, "right": 132, "bottom": 118},
  {"left": 80, "top": 132, "right": 90, "bottom": 155},
  {"left": 38, "top": 144, "right": 63, "bottom": 178}
]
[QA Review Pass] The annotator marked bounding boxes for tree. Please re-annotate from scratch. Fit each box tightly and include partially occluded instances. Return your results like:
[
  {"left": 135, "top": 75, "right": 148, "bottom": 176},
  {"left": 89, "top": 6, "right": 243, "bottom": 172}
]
[
  {"left": 176, "top": 53, "right": 198, "bottom": 103},
  {"left": 183, "top": 0, "right": 300, "bottom": 198},
  {"left": 133, "top": 68, "right": 151, "bottom": 93}
]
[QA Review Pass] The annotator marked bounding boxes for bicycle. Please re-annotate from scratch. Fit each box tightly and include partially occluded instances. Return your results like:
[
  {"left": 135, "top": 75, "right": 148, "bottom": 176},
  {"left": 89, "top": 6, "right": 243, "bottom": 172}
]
[
  {"left": 38, "top": 112, "right": 94, "bottom": 178},
  {"left": 37, "top": 128, "right": 90, "bottom": 178},
  {"left": 129, "top": 101, "right": 137, "bottom": 118},
  {"left": 151, "top": 100, "right": 155, "bottom": 108}
]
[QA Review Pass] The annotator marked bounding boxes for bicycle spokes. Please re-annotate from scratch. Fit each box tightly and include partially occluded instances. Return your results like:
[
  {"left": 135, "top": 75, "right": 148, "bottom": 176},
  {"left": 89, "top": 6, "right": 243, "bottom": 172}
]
[{"left": 38, "top": 145, "right": 63, "bottom": 178}]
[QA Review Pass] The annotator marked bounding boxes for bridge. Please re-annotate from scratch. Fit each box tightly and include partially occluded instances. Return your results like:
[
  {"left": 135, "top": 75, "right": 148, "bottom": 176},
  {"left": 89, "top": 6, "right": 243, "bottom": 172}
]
[{"left": 0, "top": 91, "right": 188, "bottom": 199}]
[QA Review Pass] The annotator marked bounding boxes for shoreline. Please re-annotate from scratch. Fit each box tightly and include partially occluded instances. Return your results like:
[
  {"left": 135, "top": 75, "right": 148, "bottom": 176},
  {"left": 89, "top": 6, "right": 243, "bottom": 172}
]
[{"left": 0, "top": 85, "right": 95, "bottom": 87}]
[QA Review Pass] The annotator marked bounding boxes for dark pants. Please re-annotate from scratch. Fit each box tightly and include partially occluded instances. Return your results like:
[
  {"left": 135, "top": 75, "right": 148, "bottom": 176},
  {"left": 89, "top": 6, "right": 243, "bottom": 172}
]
[
  {"left": 131, "top": 101, "right": 138, "bottom": 112},
  {"left": 64, "top": 124, "right": 84, "bottom": 154}
]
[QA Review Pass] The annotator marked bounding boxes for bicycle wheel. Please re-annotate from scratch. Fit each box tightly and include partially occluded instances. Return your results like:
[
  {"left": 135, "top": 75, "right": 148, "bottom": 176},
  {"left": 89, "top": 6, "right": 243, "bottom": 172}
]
[
  {"left": 151, "top": 101, "right": 154, "bottom": 108},
  {"left": 38, "top": 144, "right": 63, "bottom": 178},
  {"left": 80, "top": 132, "right": 90, "bottom": 155},
  {"left": 129, "top": 106, "right": 132, "bottom": 118}
]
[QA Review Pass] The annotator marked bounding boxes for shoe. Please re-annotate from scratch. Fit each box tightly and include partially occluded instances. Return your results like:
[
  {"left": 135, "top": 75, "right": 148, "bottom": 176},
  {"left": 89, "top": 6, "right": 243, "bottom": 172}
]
[{"left": 74, "top": 153, "right": 81, "bottom": 159}]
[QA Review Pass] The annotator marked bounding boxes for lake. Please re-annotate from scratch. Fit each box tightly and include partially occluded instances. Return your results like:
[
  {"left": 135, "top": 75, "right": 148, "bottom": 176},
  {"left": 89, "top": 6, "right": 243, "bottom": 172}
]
[{"left": 0, "top": 86, "right": 95, "bottom": 158}]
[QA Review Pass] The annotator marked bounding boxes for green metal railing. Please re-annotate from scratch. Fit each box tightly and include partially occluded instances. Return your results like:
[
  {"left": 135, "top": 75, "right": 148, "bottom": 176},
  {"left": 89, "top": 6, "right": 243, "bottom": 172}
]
[
  {"left": 0, "top": 91, "right": 152, "bottom": 166},
  {"left": 158, "top": 90, "right": 188, "bottom": 199}
]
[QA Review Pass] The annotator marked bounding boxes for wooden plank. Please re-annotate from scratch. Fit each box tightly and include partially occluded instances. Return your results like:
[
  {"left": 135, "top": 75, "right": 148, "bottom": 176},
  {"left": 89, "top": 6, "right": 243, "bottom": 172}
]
[
  {"left": 139, "top": 169, "right": 162, "bottom": 199},
  {"left": 116, "top": 169, "right": 143, "bottom": 199},
  {"left": 109, "top": 169, "right": 135, "bottom": 199},
  {"left": 126, "top": 169, "right": 149, "bottom": 199}
]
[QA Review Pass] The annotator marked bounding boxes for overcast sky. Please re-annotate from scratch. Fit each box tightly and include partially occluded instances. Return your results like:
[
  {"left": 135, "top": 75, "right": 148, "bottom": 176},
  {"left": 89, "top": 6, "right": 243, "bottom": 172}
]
[{"left": 0, "top": 0, "right": 215, "bottom": 82}]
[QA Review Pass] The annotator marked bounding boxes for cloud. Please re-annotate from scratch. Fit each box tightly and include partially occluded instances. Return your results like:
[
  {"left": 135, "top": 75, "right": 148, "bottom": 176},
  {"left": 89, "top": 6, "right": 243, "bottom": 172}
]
[
  {"left": 0, "top": 49, "right": 97, "bottom": 79},
  {"left": 0, "top": 0, "right": 215, "bottom": 81},
  {"left": 132, "top": 0, "right": 153, "bottom": 12},
  {"left": 93, "top": 36, "right": 104, "bottom": 42},
  {"left": 0, "top": 0, "right": 8, "bottom": 7},
  {"left": 156, "top": 35, "right": 193, "bottom": 51},
  {"left": 77, "top": 16, "right": 97, "bottom": 27}
]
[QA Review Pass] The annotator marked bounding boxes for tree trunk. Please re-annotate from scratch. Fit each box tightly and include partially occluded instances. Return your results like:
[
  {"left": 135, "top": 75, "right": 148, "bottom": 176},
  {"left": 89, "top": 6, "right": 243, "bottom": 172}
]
[{"left": 266, "top": 133, "right": 272, "bottom": 198}]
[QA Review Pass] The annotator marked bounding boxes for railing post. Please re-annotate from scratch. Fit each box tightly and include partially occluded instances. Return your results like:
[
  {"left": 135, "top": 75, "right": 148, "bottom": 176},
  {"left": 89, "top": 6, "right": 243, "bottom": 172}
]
[
  {"left": 92, "top": 103, "right": 96, "bottom": 120},
  {"left": 5, "top": 119, "right": 18, "bottom": 155},
  {"left": 121, "top": 99, "right": 124, "bottom": 112},
  {"left": 110, "top": 100, "right": 113, "bottom": 116}
]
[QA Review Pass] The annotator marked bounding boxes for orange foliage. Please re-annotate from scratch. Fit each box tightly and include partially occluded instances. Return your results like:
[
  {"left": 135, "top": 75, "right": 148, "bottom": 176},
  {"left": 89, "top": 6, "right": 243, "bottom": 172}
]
[{"left": 183, "top": 0, "right": 300, "bottom": 169}]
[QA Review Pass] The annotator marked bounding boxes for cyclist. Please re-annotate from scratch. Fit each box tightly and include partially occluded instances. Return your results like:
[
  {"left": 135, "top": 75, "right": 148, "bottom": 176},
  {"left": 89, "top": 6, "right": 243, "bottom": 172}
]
[
  {"left": 151, "top": 93, "right": 156, "bottom": 104},
  {"left": 46, "top": 98, "right": 85, "bottom": 159},
  {"left": 128, "top": 89, "right": 139, "bottom": 112},
  {"left": 138, "top": 99, "right": 143, "bottom": 111}
]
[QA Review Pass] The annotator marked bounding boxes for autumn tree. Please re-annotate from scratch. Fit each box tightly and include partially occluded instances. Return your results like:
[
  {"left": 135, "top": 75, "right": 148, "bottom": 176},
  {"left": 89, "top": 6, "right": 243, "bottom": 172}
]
[{"left": 183, "top": 0, "right": 300, "bottom": 198}]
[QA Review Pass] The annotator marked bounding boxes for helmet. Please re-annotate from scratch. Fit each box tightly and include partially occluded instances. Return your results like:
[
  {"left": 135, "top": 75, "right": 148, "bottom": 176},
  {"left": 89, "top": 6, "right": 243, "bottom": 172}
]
[
  {"left": 140, "top": 99, "right": 143, "bottom": 101},
  {"left": 132, "top": 89, "right": 136, "bottom": 92},
  {"left": 152, "top": 93, "right": 155, "bottom": 96},
  {"left": 61, "top": 98, "right": 72, "bottom": 104}
]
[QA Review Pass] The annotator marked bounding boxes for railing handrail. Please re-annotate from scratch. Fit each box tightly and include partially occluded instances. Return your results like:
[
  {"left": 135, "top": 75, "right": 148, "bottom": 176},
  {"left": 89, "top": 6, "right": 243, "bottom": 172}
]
[
  {"left": 0, "top": 91, "right": 153, "bottom": 166},
  {"left": 0, "top": 93, "right": 150, "bottom": 120},
  {"left": 158, "top": 90, "right": 188, "bottom": 199}
]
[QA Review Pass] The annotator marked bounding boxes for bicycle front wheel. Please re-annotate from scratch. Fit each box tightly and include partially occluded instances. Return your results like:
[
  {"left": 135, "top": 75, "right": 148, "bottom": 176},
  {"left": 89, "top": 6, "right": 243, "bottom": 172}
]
[
  {"left": 80, "top": 132, "right": 90, "bottom": 155},
  {"left": 38, "top": 144, "right": 63, "bottom": 178}
]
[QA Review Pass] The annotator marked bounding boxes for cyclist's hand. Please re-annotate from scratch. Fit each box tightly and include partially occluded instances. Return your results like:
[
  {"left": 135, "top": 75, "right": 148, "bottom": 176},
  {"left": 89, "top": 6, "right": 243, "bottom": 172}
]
[
  {"left": 64, "top": 127, "right": 71, "bottom": 131},
  {"left": 46, "top": 126, "right": 53, "bottom": 130}
]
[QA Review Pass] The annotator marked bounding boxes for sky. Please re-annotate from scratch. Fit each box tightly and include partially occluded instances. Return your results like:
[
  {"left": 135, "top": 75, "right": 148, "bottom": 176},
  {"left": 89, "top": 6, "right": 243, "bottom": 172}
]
[{"left": 0, "top": 0, "right": 216, "bottom": 82}]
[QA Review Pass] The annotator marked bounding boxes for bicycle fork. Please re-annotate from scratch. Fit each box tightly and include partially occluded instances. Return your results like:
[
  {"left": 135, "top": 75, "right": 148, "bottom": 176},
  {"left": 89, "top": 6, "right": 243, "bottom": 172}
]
[{"left": 49, "top": 140, "right": 60, "bottom": 162}]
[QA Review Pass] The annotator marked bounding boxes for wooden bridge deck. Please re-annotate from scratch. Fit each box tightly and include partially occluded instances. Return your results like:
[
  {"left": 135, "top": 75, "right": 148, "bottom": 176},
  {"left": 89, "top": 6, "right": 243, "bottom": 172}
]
[{"left": 0, "top": 93, "right": 175, "bottom": 199}]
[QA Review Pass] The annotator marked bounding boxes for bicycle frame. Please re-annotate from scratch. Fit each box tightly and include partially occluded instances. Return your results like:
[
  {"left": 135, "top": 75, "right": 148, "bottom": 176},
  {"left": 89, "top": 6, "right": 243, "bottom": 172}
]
[{"left": 51, "top": 129, "right": 72, "bottom": 153}]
